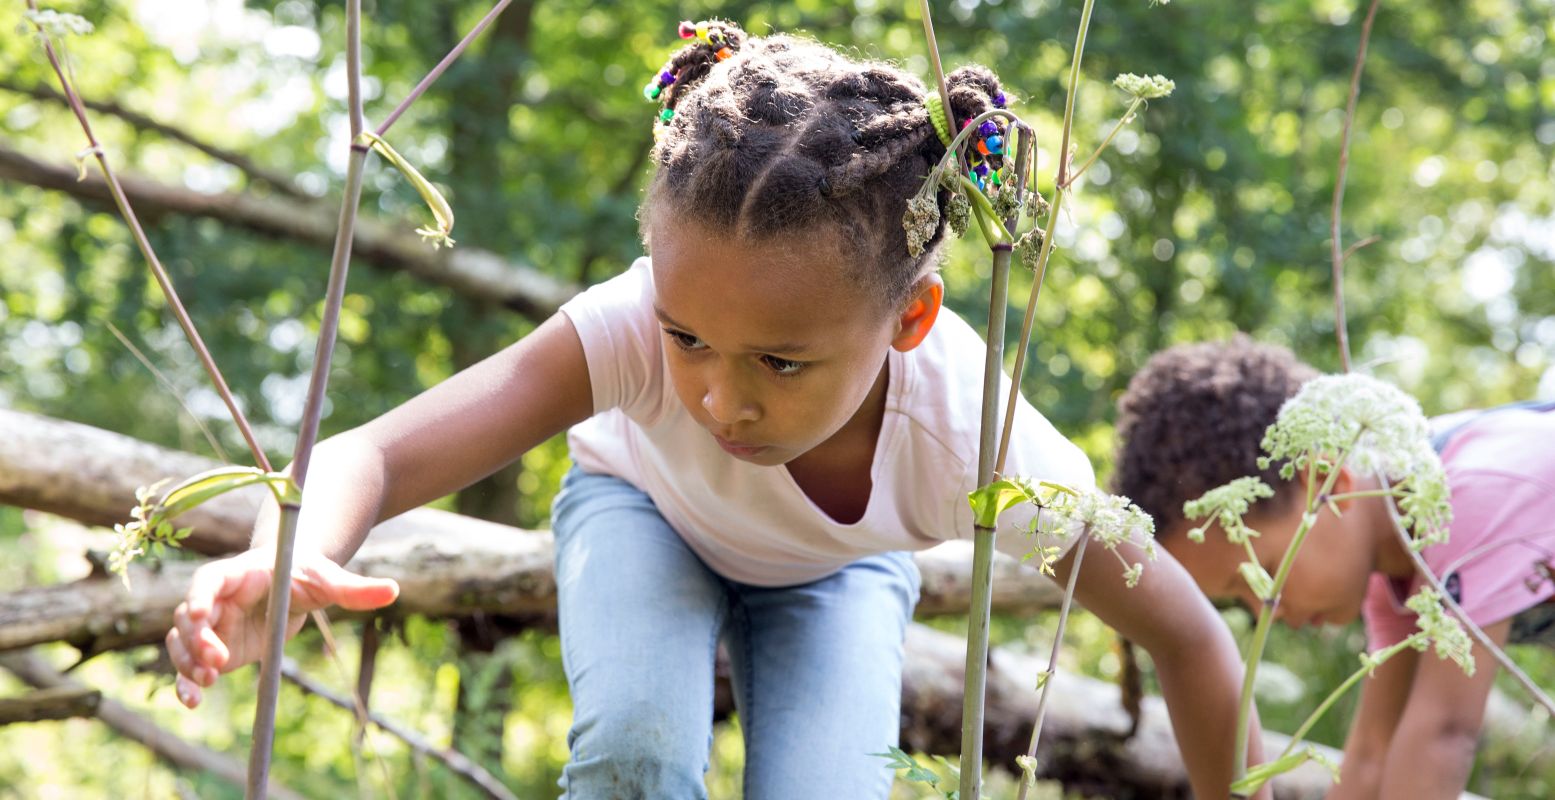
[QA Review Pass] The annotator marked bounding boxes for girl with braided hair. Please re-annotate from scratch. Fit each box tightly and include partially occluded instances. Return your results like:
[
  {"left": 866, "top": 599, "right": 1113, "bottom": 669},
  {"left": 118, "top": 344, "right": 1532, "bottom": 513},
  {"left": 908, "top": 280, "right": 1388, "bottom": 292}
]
[{"left": 164, "top": 20, "right": 1261, "bottom": 798}]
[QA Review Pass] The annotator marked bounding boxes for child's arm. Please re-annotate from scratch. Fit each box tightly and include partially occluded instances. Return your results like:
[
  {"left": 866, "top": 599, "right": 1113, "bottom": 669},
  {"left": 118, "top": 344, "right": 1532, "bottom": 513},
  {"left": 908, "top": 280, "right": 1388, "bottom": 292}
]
[
  {"left": 1056, "top": 537, "right": 1272, "bottom": 800},
  {"left": 1368, "top": 619, "right": 1509, "bottom": 799},
  {"left": 1328, "top": 646, "right": 1417, "bottom": 799},
  {"left": 166, "top": 313, "right": 594, "bottom": 707}
]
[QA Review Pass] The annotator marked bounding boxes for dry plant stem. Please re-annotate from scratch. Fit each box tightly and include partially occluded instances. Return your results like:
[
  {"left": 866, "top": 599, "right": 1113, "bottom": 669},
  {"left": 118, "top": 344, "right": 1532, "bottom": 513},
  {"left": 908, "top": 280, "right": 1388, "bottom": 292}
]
[
  {"left": 281, "top": 661, "right": 520, "bottom": 800},
  {"left": 1377, "top": 475, "right": 1555, "bottom": 718},
  {"left": 375, "top": 0, "right": 515, "bottom": 137},
  {"left": 354, "top": 619, "right": 380, "bottom": 747},
  {"left": 1330, "top": 0, "right": 1382, "bottom": 373},
  {"left": 248, "top": 2, "right": 369, "bottom": 796},
  {"left": 958, "top": 242, "right": 1016, "bottom": 800},
  {"left": 1231, "top": 440, "right": 1358, "bottom": 795},
  {"left": 994, "top": 0, "right": 1094, "bottom": 472},
  {"left": 1015, "top": 531, "right": 1090, "bottom": 800},
  {"left": 26, "top": 0, "right": 272, "bottom": 473}
]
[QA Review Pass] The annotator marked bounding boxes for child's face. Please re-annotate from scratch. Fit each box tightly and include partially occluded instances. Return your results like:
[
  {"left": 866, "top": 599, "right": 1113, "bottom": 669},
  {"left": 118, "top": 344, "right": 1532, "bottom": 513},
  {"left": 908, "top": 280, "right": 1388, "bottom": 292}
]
[
  {"left": 647, "top": 219, "right": 911, "bottom": 467},
  {"left": 1163, "top": 490, "right": 1378, "bottom": 629}
]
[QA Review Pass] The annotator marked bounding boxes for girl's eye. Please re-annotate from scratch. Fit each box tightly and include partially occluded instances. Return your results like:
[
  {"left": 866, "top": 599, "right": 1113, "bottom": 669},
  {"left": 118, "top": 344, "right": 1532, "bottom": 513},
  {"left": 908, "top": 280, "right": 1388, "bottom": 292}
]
[
  {"left": 761, "top": 355, "right": 805, "bottom": 376},
  {"left": 665, "top": 330, "right": 705, "bottom": 351}
]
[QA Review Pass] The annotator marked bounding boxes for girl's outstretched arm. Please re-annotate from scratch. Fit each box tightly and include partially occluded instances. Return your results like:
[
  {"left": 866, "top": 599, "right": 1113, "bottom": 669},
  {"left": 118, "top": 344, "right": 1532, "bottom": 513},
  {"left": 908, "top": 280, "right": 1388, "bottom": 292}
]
[
  {"left": 1372, "top": 619, "right": 1508, "bottom": 800},
  {"left": 1055, "top": 538, "right": 1272, "bottom": 800},
  {"left": 167, "top": 313, "right": 593, "bottom": 707}
]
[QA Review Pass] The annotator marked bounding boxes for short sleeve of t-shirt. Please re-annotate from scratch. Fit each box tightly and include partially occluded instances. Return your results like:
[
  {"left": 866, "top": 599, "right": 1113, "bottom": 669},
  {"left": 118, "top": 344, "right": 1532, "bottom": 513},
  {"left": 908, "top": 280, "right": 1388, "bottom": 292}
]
[
  {"left": 558, "top": 258, "right": 669, "bottom": 425},
  {"left": 1363, "top": 410, "right": 1555, "bottom": 649}
]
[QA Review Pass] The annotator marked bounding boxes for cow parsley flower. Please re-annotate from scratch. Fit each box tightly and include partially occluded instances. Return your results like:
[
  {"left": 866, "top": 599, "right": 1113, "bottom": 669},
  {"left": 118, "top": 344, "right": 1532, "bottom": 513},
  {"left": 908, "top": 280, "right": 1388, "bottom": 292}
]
[
  {"left": 1113, "top": 73, "right": 1175, "bottom": 100},
  {"left": 1183, "top": 476, "right": 1274, "bottom": 545},
  {"left": 1406, "top": 587, "right": 1475, "bottom": 676}
]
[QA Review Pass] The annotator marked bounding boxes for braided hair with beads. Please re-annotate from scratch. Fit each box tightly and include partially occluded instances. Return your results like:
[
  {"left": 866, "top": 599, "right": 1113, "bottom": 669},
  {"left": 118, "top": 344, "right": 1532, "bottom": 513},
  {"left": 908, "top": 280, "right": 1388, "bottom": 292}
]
[{"left": 641, "top": 21, "right": 1012, "bottom": 308}]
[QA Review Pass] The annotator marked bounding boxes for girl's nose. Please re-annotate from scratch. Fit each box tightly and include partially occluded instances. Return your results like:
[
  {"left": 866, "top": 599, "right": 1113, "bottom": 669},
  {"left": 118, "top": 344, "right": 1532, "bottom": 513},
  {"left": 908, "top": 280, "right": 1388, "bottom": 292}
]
[{"left": 702, "top": 386, "right": 759, "bottom": 425}]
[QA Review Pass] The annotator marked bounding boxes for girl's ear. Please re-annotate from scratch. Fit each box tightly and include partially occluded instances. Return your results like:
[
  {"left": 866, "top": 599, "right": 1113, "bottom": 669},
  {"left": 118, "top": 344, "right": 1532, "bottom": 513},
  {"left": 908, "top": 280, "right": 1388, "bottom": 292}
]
[{"left": 891, "top": 274, "right": 943, "bottom": 353}]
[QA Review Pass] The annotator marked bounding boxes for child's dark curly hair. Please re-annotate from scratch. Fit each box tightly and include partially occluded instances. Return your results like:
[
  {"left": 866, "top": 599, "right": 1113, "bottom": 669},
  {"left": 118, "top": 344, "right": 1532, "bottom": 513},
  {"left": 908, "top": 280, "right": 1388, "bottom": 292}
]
[
  {"left": 1112, "top": 336, "right": 1321, "bottom": 535},
  {"left": 641, "top": 22, "right": 1009, "bottom": 308}
]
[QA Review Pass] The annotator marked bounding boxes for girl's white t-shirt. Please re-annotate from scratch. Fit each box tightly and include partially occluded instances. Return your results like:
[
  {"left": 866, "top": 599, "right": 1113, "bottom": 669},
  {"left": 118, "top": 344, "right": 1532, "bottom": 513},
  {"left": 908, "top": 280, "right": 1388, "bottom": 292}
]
[{"left": 561, "top": 257, "right": 1096, "bottom": 587}]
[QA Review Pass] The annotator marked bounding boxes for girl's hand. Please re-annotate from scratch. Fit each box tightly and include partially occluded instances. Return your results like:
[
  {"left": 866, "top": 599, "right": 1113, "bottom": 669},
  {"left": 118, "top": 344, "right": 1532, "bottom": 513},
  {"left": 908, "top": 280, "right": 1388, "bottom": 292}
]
[{"left": 165, "top": 549, "right": 400, "bottom": 709}]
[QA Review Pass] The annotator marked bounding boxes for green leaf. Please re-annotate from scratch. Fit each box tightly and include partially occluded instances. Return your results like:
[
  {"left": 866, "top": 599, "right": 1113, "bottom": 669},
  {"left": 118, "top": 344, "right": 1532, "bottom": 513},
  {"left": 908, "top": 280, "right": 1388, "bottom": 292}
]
[{"left": 968, "top": 478, "right": 1037, "bottom": 529}]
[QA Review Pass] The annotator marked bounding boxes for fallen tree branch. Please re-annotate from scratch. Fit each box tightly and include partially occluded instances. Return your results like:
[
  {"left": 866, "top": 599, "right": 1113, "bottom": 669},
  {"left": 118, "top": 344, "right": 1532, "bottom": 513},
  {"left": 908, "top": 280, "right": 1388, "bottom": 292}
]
[
  {"left": 0, "top": 145, "right": 577, "bottom": 318},
  {"left": 0, "top": 78, "right": 312, "bottom": 201},
  {"left": 281, "top": 659, "right": 517, "bottom": 800},
  {"left": 0, "top": 685, "right": 100, "bottom": 724},
  {"left": 0, "top": 651, "right": 305, "bottom": 800}
]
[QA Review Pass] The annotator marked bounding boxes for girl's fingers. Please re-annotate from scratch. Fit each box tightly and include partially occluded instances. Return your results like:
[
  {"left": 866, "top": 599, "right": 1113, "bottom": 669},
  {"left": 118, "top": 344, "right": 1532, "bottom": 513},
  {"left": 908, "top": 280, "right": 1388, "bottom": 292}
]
[
  {"left": 165, "top": 627, "right": 194, "bottom": 677},
  {"left": 197, "top": 626, "right": 230, "bottom": 671},
  {"left": 175, "top": 673, "right": 203, "bottom": 709}
]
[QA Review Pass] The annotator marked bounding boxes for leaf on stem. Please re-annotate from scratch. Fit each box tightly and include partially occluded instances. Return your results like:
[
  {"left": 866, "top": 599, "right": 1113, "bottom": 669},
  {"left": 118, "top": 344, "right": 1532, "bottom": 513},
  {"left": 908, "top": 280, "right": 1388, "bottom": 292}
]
[{"left": 356, "top": 131, "right": 457, "bottom": 249}]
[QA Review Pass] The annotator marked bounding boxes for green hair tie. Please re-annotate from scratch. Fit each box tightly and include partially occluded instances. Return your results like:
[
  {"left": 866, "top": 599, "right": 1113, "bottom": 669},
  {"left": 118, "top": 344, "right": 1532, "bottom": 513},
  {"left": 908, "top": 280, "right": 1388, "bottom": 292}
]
[{"left": 924, "top": 95, "right": 953, "bottom": 147}]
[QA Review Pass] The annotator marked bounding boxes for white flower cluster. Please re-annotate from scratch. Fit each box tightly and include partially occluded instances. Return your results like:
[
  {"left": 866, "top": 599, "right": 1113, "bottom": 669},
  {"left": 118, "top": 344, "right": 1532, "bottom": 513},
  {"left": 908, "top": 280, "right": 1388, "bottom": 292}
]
[
  {"left": 1030, "top": 485, "right": 1157, "bottom": 587},
  {"left": 1183, "top": 476, "right": 1275, "bottom": 545},
  {"left": 1113, "top": 73, "right": 1175, "bottom": 100},
  {"left": 1405, "top": 587, "right": 1476, "bottom": 676},
  {"left": 1258, "top": 373, "right": 1452, "bottom": 547},
  {"left": 20, "top": 9, "right": 93, "bottom": 38}
]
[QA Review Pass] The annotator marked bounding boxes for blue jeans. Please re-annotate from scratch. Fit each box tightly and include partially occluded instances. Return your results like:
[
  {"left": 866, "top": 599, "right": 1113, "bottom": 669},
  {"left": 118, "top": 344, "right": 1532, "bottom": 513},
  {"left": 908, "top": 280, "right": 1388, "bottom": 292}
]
[{"left": 551, "top": 466, "right": 921, "bottom": 799}]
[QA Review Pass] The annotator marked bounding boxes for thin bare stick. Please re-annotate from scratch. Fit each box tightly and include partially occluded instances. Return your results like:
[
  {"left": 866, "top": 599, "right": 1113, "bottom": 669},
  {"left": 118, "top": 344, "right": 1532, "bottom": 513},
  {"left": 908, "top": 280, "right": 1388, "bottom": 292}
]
[
  {"left": 918, "top": 0, "right": 955, "bottom": 133},
  {"left": 1340, "top": 234, "right": 1381, "bottom": 265},
  {"left": 374, "top": 0, "right": 515, "bottom": 138},
  {"left": 1330, "top": 0, "right": 1382, "bottom": 373},
  {"left": 1015, "top": 531, "right": 1089, "bottom": 800},
  {"left": 24, "top": 1, "right": 272, "bottom": 473},
  {"left": 1378, "top": 474, "right": 1555, "bottom": 718},
  {"left": 248, "top": 1, "right": 370, "bottom": 794},
  {"left": 0, "top": 78, "right": 311, "bottom": 200},
  {"left": 105, "top": 321, "right": 232, "bottom": 463},
  {"left": 281, "top": 660, "right": 519, "bottom": 800}
]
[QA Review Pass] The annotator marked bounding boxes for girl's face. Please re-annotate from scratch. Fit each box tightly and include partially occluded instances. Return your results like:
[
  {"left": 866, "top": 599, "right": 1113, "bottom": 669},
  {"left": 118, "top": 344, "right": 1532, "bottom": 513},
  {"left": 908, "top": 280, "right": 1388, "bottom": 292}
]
[
  {"left": 647, "top": 219, "right": 935, "bottom": 467},
  {"left": 1163, "top": 488, "right": 1378, "bottom": 629}
]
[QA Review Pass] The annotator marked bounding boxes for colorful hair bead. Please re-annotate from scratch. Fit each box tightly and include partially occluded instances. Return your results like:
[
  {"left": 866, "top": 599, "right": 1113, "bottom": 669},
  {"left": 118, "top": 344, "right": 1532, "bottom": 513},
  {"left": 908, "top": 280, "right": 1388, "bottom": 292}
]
[
  {"left": 976, "top": 139, "right": 992, "bottom": 157},
  {"left": 978, "top": 121, "right": 998, "bottom": 138},
  {"left": 986, "top": 134, "right": 1004, "bottom": 155},
  {"left": 993, "top": 91, "right": 1007, "bottom": 108},
  {"left": 695, "top": 21, "right": 710, "bottom": 42},
  {"left": 643, "top": 81, "right": 662, "bottom": 100},
  {"left": 660, "top": 108, "right": 675, "bottom": 123},
  {"left": 715, "top": 46, "right": 733, "bottom": 61},
  {"left": 678, "top": 20, "right": 696, "bottom": 38}
]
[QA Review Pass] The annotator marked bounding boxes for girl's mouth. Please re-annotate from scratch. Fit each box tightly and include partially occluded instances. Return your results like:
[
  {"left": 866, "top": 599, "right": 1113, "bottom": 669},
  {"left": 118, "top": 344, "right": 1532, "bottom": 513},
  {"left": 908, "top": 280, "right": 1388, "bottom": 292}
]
[{"left": 713, "top": 434, "right": 768, "bottom": 458}]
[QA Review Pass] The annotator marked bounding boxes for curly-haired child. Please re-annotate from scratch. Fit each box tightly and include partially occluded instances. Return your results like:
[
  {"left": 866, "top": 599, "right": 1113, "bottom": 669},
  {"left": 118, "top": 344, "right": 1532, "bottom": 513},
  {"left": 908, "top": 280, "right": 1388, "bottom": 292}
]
[{"left": 1115, "top": 335, "right": 1555, "bottom": 799}]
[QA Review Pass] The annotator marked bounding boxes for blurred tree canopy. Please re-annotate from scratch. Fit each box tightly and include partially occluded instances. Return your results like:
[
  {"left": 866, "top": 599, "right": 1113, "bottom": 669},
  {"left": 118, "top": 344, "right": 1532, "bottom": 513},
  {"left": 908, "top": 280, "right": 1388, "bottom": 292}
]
[
  {"left": 1, "top": 0, "right": 1553, "bottom": 795},
  {"left": 2, "top": 0, "right": 1551, "bottom": 502}
]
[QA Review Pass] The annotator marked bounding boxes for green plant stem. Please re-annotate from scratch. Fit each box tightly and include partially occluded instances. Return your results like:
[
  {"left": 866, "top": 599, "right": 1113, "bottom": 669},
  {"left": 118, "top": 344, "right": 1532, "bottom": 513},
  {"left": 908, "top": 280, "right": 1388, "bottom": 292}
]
[
  {"left": 1277, "top": 634, "right": 1422, "bottom": 764},
  {"left": 958, "top": 176, "right": 1013, "bottom": 247},
  {"left": 247, "top": 2, "right": 368, "bottom": 797},
  {"left": 919, "top": 0, "right": 955, "bottom": 134},
  {"left": 1324, "top": 488, "right": 1401, "bottom": 503},
  {"left": 993, "top": 0, "right": 1092, "bottom": 472},
  {"left": 958, "top": 242, "right": 1015, "bottom": 800},
  {"left": 1014, "top": 531, "right": 1090, "bottom": 800},
  {"left": 1231, "top": 436, "right": 1360, "bottom": 794},
  {"left": 25, "top": 0, "right": 272, "bottom": 474},
  {"left": 1067, "top": 97, "right": 1143, "bottom": 185}
]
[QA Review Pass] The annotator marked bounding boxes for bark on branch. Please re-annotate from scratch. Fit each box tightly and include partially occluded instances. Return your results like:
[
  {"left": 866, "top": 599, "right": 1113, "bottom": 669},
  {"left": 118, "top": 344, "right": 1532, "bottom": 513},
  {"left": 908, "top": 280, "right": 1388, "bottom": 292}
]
[
  {"left": 0, "top": 408, "right": 1063, "bottom": 655},
  {"left": 0, "top": 685, "right": 101, "bottom": 724},
  {"left": 0, "top": 145, "right": 578, "bottom": 318},
  {"left": 0, "top": 651, "right": 304, "bottom": 800}
]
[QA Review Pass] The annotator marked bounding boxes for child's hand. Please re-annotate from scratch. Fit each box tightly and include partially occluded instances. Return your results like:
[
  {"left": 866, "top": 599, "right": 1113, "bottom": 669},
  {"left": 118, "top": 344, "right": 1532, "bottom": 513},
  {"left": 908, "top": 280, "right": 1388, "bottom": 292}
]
[{"left": 165, "top": 549, "right": 400, "bottom": 709}]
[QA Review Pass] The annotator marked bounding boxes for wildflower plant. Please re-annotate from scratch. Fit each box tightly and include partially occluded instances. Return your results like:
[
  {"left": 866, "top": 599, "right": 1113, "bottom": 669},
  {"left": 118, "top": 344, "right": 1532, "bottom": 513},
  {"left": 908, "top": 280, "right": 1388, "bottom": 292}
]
[
  {"left": 1183, "top": 372, "right": 1465, "bottom": 795},
  {"left": 898, "top": 0, "right": 1175, "bottom": 796}
]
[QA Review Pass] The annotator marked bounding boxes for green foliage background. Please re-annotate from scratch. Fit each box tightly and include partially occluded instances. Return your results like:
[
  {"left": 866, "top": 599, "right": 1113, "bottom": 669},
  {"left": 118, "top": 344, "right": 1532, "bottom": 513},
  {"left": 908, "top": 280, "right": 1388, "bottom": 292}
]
[{"left": 1, "top": 0, "right": 1552, "bottom": 796}]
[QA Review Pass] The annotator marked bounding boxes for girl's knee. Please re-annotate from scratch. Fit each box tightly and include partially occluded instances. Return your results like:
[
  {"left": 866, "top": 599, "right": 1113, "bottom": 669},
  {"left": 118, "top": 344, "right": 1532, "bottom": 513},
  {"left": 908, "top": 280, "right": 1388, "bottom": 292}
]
[{"left": 562, "top": 700, "right": 711, "bottom": 798}]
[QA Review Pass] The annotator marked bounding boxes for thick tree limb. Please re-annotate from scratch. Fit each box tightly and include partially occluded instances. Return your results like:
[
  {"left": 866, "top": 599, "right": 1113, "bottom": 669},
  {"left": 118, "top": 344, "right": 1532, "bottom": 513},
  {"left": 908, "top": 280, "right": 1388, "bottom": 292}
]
[
  {"left": 0, "top": 145, "right": 578, "bottom": 317},
  {"left": 0, "top": 685, "right": 100, "bottom": 724},
  {"left": 0, "top": 408, "right": 1063, "bottom": 656},
  {"left": 0, "top": 78, "right": 312, "bottom": 201},
  {"left": 281, "top": 659, "right": 517, "bottom": 800},
  {"left": 0, "top": 651, "right": 304, "bottom": 800}
]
